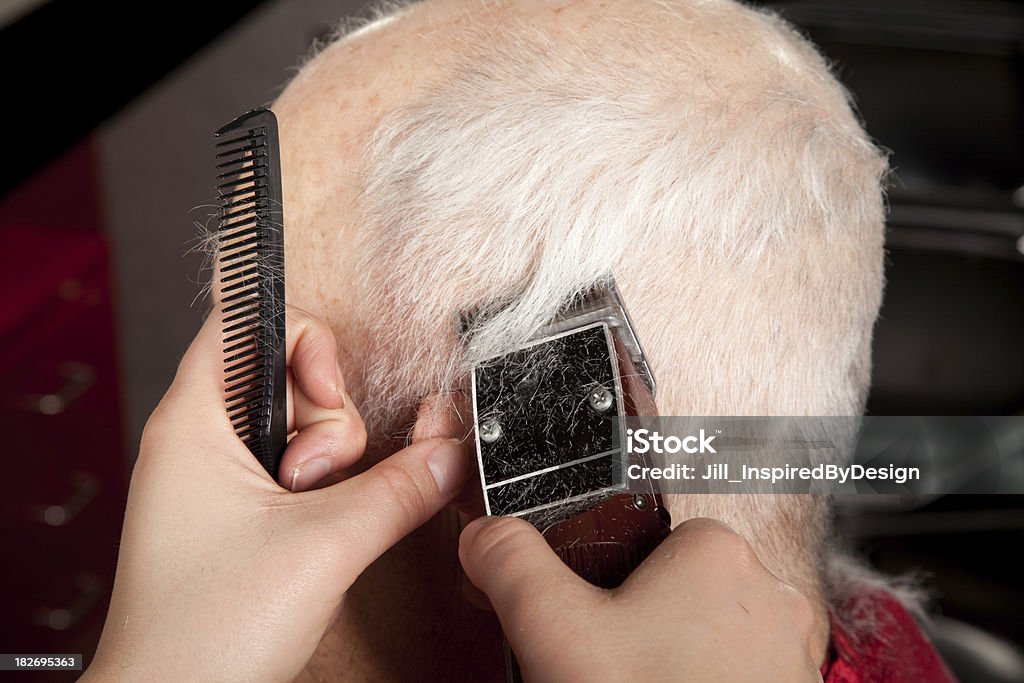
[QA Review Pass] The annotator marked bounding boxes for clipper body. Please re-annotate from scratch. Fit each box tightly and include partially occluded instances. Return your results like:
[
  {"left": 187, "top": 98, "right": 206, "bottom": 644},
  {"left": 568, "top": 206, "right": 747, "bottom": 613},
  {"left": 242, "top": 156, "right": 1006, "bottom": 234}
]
[{"left": 466, "top": 278, "right": 672, "bottom": 681}]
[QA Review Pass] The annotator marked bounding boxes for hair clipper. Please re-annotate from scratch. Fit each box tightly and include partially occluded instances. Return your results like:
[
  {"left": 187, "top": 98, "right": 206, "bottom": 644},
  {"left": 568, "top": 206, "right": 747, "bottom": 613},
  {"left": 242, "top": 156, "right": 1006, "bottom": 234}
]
[{"left": 465, "top": 277, "right": 672, "bottom": 681}]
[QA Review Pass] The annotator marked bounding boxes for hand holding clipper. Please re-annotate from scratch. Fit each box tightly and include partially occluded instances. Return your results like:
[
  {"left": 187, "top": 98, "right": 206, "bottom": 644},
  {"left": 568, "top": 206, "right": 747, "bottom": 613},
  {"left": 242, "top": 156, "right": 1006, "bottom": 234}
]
[{"left": 465, "top": 278, "right": 672, "bottom": 679}]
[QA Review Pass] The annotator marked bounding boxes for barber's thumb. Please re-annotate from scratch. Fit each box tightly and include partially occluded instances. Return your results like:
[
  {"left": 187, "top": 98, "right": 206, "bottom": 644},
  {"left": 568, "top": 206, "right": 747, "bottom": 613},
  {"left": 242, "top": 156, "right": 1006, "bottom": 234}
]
[
  {"left": 459, "top": 517, "right": 596, "bottom": 631},
  {"left": 321, "top": 438, "right": 469, "bottom": 578}
]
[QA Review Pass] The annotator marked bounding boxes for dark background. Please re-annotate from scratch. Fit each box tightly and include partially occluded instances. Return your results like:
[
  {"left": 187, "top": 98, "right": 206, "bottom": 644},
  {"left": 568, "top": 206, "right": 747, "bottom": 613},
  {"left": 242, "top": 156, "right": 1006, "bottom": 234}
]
[{"left": 0, "top": 0, "right": 1021, "bottom": 681}]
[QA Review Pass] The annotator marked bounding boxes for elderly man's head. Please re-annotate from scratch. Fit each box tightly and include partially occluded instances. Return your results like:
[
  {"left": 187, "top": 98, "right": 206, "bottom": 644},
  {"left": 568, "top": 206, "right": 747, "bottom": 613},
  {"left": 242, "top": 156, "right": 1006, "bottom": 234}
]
[
  {"left": 274, "top": 0, "right": 885, "bottom": 667},
  {"left": 278, "top": 0, "right": 884, "bottom": 418}
]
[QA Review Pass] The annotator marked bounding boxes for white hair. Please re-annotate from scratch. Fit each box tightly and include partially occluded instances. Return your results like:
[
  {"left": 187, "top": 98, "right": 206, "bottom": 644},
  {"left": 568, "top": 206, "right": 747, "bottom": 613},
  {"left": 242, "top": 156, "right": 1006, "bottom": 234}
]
[
  {"left": 353, "top": 0, "right": 884, "bottom": 417},
  {"left": 332, "top": 0, "right": 891, "bottom": 631}
]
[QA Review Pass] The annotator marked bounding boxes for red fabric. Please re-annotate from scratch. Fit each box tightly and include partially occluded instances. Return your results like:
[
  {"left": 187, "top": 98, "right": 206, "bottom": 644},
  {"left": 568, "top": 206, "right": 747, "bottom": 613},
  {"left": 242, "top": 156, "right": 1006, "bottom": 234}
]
[{"left": 820, "top": 590, "right": 957, "bottom": 682}]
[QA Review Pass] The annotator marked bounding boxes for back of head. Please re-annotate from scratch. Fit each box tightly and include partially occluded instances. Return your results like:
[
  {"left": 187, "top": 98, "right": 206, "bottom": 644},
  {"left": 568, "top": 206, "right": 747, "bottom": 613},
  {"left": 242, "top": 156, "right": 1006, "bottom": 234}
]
[
  {"left": 344, "top": 0, "right": 886, "bottom": 430},
  {"left": 277, "top": 0, "right": 887, "bottom": 606}
]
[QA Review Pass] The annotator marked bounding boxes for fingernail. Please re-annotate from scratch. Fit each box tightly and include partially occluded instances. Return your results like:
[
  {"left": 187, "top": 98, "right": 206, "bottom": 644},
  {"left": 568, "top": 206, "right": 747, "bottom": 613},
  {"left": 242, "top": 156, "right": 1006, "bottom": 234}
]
[
  {"left": 290, "top": 456, "right": 334, "bottom": 492},
  {"left": 427, "top": 438, "right": 469, "bottom": 496},
  {"left": 335, "top": 362, "right": 347, "bottom": 408}
]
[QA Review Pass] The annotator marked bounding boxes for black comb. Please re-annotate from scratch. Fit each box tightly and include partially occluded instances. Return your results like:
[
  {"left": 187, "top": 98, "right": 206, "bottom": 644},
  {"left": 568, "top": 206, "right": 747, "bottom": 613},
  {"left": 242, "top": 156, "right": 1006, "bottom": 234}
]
[{"left": 214, "top": 108, "right": 287, "bottom": 479}]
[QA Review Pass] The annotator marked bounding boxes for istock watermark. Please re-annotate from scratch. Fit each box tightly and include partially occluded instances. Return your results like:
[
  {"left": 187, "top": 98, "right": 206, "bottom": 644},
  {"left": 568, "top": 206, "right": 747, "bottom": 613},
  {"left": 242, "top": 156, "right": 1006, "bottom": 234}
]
[{"left": 615, "top": 416, "right": 1024, "bottom": 495}]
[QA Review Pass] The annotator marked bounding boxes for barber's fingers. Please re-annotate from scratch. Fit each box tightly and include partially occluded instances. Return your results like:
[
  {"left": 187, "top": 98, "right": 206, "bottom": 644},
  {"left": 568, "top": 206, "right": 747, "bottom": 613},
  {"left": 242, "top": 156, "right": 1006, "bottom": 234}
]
[
  {"left": 322, "top": 436, "right": 469, "bottom": 579},
  {"left": 277, "top": 306, "right": 369, "bottom": 490},
  {"left": 619, "top": 518, "right": 763, "bottom": 595},
  {"left": 283, "top": 307, "right": 345, "bottom": 410},
  {"left": 458, "top": 517, "right": 600, "bottom": 637},
  {"left": 620, "top": 517, "right": 820, "bottom": 675},
  {"left": 158, "top": 305, "right": 366, "bottom": 482},
  {"left": 413, "top": 392, "right": 484, "bottom": 516},
  {"left": 411, "top": 393, "right": 460, "bottom": 440},
  {"left": 165, "top": 304, "right": 344, "bottom": 416},
  {"left": 618, "top": 517, "right": 815, "bottom": 633},
  {"left": 278, "top": 375, "right": 366, "bottom": 491}
]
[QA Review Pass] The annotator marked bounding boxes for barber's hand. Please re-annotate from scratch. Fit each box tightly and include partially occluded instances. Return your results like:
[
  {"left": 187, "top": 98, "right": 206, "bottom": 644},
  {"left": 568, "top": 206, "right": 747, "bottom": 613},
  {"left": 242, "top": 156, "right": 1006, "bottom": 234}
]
[
  {"left": 83, "top": 306, "right": 468, "bottom": 683},
  {"left": 460, "top": 517, "right": 823, "bottom": 683}
]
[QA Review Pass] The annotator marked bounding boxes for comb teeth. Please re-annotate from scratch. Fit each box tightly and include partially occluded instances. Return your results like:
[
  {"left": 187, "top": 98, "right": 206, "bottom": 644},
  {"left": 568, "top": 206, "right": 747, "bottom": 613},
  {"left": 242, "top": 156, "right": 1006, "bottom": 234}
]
[{"left": 215, "top": 108, "right": 287, "bottom": 478}]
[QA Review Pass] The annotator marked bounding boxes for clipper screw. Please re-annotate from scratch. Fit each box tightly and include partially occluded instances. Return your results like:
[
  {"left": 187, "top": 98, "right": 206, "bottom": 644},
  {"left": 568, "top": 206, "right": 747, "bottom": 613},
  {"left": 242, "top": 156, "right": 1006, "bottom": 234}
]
[
  {"left": 588, "top": 387, "right": 613, "bottom": 412},
  {"left": 479, "top": 419, "right": 503, "bottom": 443}
]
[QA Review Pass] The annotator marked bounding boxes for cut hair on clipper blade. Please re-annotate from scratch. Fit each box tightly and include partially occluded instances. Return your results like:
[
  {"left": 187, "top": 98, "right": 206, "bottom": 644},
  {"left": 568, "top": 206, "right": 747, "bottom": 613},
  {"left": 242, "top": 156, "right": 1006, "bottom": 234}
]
[
  {"left": 214, "top": 107, "right": 288, "bottom": 479},
  {"left": 468, "top": 276, "right": 663, "bottom": 524}
]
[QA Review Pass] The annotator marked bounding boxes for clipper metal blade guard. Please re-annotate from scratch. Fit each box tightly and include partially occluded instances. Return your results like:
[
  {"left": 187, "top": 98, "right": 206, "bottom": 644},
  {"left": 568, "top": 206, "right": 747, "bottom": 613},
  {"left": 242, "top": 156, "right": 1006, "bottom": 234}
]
[
  {"left": 468, "top": 278, "right": 663, "bottom": 522},
  {"left": 473, "top": 321, "right": 623, "bottom": 518}
]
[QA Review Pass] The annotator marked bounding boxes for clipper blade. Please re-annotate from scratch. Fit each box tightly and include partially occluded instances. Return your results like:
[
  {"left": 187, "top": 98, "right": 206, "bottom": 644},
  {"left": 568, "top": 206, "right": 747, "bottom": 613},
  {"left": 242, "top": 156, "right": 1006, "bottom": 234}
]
[{"left": 468, "top": 278, "right": 658, "bottom": 520}]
